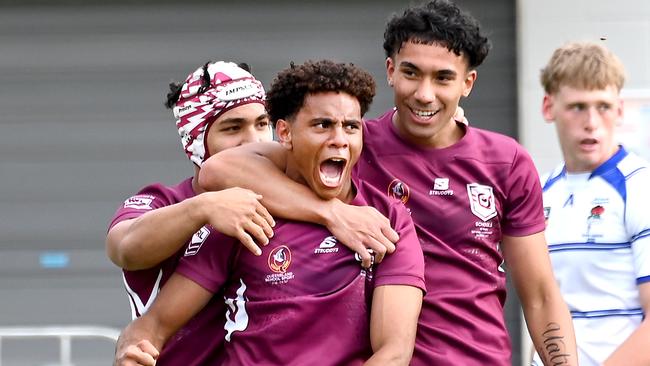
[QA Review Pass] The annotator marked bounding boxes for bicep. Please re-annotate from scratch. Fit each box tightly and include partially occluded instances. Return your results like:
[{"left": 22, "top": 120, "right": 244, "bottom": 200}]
[
  {"left": 199, "top": 141, "right": 288, "bottom": 190},
  {"left": 370, "top": 285, "right": 422, "bottom": 351},
  {"left": 106, "top": 219, "right": 135, "bottom": 266},
  {"left": 501, "top": 232, "right": 556, "bottom": 304}
]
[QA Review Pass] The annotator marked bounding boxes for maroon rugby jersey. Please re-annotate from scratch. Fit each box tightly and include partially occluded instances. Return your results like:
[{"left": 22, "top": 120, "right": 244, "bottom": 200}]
[
  {"left": 109, "top": 178, "right": 225, "bottom": 365},
  {"left": 176, "top": 179, "right": 425, "bottom": 366},
  {"left": 356, "top": 109, "right": 546, "bottom": 366}
]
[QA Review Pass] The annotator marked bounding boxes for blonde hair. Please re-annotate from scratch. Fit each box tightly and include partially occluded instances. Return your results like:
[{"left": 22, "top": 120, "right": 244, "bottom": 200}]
[{"left": 540, "top": 41, "right": 626, "bottom": 95}]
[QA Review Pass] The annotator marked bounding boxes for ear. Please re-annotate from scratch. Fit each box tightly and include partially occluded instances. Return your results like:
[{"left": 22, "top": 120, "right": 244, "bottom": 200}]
[
  {"left": 616, "top": 98, "right": 624, "bottom": 125},
  {"left": 541, "top": 94, "right": 555, "bottom": 123},
  {"left": 461, "top": 70, "right": 477, "bottom": 97},
  {"left": 386, "top": 57, "right": 395, "bottom": 87},
  {"left": 275, "top": 119, "right": 293, "bottom": 150}
]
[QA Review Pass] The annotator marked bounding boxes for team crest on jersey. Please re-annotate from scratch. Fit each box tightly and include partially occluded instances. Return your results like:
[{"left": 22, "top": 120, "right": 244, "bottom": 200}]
[
  {"left": 123, "top": 195, "right": 155, "bottom": 210},
  {"left": 387, "top": 179, "right": 410, "bottom": 204},
  {"left": 184, "top": 226, "right": 210, "bottom": 256},
  {"left": 266, "top": 245, "right": 295, "bottom": 285},
  {"left": 467, "top": 183, "right": 497, "bottom": 221},
  {"left": 585, "top": 205, "right": 605, "bottom": 242},
  {"left": 268, "top": 245, "right": 292, "bottom": 273}
]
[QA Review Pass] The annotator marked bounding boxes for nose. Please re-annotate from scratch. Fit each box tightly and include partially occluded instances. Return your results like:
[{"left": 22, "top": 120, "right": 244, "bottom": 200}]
[
  {"left": 584, "top": 106, "right": 601, "bottom": 131},
  {"left": 239, "top": 125, "right": 263, "bottom": 145},
  {"left": 329, "top": 125, "right": 349, "bottom": 149},
  {"left": 414, "top": 80, "right": 436, "bottom": 105}
]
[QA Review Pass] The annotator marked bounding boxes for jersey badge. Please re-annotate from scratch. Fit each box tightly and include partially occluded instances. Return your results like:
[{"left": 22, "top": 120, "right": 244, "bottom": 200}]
[
  {"left": 184, "top": 226, "right": 210, "bottom": 256},
  {"left": 429, "top": 177, "right": 454, "bottom": 196},
  {"left": 268, "top": 245, "right": 292, "bottom": 273},
  {"left": 387, "top": 179, "right": 410, "bottom": 204},
  {"left": 123, "top": 195, "right": 155, "bottom": 210},
  {"left": 314, "top": 236, "right": 339, "bottom": 254},
  {"left": 467, "top": 183, "right": 497, "bottom": 221},
  {"left": 266, "top": 245, "right": 294, "bottom": 285}
]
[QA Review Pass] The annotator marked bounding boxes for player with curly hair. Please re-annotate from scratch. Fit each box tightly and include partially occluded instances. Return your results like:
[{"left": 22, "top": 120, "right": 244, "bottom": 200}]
[
  {"left": 198, "top": 1, "right": 578, "bottom": 365},
  {"left": 114, "top": 60, "right": 425, "bottom": 366}
]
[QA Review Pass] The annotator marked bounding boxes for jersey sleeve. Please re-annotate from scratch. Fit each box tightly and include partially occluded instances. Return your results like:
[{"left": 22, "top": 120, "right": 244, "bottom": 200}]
[
  {"left": 624, "top": 169, "right": 650, "bottom": 284},
  {"left": 108, "top": 183, "right": 173, "bottom": 231},
  {"left": 175, "top": 230, "right": 239, "bottom": 293},
  {"left": 501, "top": 145, "right": 546, "bottom": 236},
  {"left": 373, "top": 201, "right": 426, "bottom": 293}
]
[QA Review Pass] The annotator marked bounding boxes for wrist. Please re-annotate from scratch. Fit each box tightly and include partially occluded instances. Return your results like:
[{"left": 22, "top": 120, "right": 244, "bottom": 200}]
[
  {"left": 185, "top": 193, "right": 209, "bottom": 225},
  {"left": 317, "top": 198, "right": 342, "bottom": 227}
]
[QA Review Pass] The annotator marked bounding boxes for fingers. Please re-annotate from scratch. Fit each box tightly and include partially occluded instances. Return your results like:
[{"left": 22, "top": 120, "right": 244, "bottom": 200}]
[
  {"left": 137, "top": 340, "right": 159, "bottom": 360},
  {"left": 255, "top": 195, "right": 276, "bottom": 230},
  {"left": 235, "top": 231, "right": 262, "bottom": 256},
  {"left": 355, "top": 244, "right": 373, "bottom": 269},
  {"left": 116, "top": 341, "right": 158, "bottom": 366},
  {"left": 253, "top": 201, "right": 275, "bottom": 240},
  {"left": 379, "top": 226, "right": 399, "bottom": 253}
]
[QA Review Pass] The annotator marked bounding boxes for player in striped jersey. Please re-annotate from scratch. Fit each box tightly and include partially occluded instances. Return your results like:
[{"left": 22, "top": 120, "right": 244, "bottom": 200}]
[{"left": 535, "top": 41, "right": 650, "bottom": 366}]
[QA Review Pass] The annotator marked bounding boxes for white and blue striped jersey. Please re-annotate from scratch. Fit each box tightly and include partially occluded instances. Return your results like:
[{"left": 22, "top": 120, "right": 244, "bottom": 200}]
[{"left": 538, "top": 147, "right": 650, "bottom": 366}]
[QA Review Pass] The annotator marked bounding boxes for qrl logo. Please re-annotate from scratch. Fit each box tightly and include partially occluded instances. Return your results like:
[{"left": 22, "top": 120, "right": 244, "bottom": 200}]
[{"left": 467, "top": 183, "right": 497, "bottom": 221}]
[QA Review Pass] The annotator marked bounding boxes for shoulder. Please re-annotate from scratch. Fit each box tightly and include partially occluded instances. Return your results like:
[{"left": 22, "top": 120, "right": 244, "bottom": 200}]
[
  {"left": 467, "top": 127, "right": 529, "bottom": 161},
  {"left": 354, "top": 179, "right": 411, "bottom": 226}
]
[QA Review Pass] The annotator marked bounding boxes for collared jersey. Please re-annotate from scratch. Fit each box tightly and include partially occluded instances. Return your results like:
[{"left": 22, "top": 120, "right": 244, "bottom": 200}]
[
  {"left": 537, "top": 147, "right": 650, "bottom": 366},
  {"left": 109, "top": 178, "right": 225, "bottom": 365},
  {"left": 356, "top": 109, "right": 546, "bottom": 366},
  {"left": 175, "top": 179, "right": 426, "bottom": 366}
]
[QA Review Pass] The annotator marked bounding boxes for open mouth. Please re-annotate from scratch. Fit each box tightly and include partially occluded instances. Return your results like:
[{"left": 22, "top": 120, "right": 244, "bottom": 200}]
[
  {"left": 410, "top": 107, "right": 439, "bottom": 121},
  {"left": 319, "top": 157, "right": 347, "bottom": 188},
  {"left": 580, "top": 138, "right": 598, "bottom": 150}
]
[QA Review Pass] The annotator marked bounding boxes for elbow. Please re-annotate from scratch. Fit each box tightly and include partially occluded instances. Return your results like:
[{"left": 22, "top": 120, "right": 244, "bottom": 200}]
[
  {"left": 198, "top": 151, "right": 233, "bottom": 191},
  {"left": 106, "top": 235, "right": 144, "bottom": 271}
]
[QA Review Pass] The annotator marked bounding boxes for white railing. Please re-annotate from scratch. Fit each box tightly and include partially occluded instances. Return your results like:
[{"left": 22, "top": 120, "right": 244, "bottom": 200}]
[{"left": 0, "top": 325, "right": 120, "bottom": 366}]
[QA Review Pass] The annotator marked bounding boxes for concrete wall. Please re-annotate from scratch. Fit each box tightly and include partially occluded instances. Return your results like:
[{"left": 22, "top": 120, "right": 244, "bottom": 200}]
[
  {"left": 517, "top": 1, "right": 650, "bottom": 363},
  {"left": 518, "top": 0, "right": 650, "bottom": 174}
]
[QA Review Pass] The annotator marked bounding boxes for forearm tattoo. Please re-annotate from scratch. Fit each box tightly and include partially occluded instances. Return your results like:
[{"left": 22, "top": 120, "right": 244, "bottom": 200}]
[{"left": 539, "top": 322, "right": 571, "bottom": 366}]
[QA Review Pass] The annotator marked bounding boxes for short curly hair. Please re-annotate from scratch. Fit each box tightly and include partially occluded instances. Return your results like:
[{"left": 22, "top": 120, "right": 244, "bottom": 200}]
[
  {"left": 383, "top": 0, "right": 490, "bottom": 69},
  {"left": 266, "top": 60, "right": 376, "bottom": 125}
]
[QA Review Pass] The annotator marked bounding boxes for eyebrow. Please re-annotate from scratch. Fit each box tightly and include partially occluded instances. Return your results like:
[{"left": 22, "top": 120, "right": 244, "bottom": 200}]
[
  {"left": 218, "top": 113, "right": 269, "bottom": 125},
  {"left": 399, "top": 61, "right": 458, "bottom": 77}
]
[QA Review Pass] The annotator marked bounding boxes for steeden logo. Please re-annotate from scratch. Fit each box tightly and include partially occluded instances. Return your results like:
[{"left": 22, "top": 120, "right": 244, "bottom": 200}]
[{"left": 429, "top": 177, "right": 454, "bottom": 196}]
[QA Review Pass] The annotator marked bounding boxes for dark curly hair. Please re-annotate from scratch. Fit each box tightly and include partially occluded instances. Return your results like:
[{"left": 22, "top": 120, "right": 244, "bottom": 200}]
[
  {"left": 266, "top": 60, "right": 376, "bottom": 125},
  {"left": 383, "top": 0, "right": 491, "bottom": 69},
  {"left": 164, "top": 61, "right": 253, "bottom": 109}
]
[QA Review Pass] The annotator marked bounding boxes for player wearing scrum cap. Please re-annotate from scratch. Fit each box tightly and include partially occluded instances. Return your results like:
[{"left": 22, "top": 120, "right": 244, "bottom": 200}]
[
  {"left": 114, "top": 60, "right": 425, "bottom": 366},
  {"left": 106, "top": 61, "right": 274, "bottom": 365}
]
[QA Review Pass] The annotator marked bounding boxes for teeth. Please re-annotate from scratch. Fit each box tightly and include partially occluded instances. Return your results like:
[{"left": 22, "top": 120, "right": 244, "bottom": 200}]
[
  {"left": 413, "top": 110, "right": 436, "bottom": 117},
  {"left": 330, "top": 158, "right": 344, "bottom": 162}
]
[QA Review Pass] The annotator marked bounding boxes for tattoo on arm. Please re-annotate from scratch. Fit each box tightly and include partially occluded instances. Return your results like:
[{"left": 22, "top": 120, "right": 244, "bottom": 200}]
[{"left": 540, "top": 322, "right": 571, "bottom": 366}]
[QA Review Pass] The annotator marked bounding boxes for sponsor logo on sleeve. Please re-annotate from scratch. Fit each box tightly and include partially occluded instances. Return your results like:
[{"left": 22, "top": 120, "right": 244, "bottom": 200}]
[
  {"left": 184, "top": 226, "right": 210, "bottom": 256},
  {"left": 467, "top": 183, "right": 497, "bottom": 221},
  {"left": 123, "top": 195, "right": 155, "bottom": 210}
]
